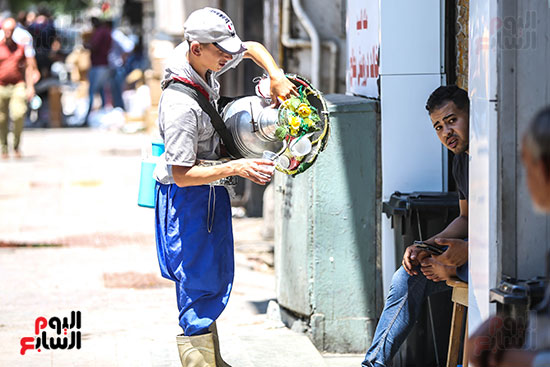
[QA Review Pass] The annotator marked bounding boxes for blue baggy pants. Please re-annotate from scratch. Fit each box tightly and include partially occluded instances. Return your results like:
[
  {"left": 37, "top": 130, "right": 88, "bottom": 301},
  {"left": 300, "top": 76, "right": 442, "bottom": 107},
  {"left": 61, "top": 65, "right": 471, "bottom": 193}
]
[{"left": 155, "top": 183, "right": 234, "bottom": 336}]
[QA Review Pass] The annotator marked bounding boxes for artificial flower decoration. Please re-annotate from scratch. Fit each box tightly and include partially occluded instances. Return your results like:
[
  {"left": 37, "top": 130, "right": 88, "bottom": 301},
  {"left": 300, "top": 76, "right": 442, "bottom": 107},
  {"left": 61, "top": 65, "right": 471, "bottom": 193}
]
[
  {"left": 278, "top": 86, "right": 321, "bottom": 139},
  {"left": 289, "top": 115, "right": 301, "bottom": 135},
  {"left": 268, "top": 74, "right": 330, "bottom": 176},
  {"left": 297, "top": 103, "right": 311, "bottom": 117}
]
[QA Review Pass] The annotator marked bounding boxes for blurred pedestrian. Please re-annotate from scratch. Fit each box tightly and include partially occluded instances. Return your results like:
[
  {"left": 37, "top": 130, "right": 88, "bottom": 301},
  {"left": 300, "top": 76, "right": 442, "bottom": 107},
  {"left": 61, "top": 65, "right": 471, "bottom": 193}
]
[
  {"left": 108, "top": 21, "right": 134, "bottom": 110},
  {"left": 123, "top": 36, "right": 145, "bottom": 75},
  {"left": 0, "top": 12, "right": 40, "bottom": 84},
  {"left": 84, "top": 17, "right": 111, "bottom": 125},
  {"left": 25, "top": 11, "right": 35, "bottom": 28},
  {"left": 27, "top": 5, "right": 57, "bottom": 80},
  {"left": 16, "top": 11, "right": 29, "bottom": 29},
  {"left": 0, "top": 18, "right": 36, "bottom": 158}
]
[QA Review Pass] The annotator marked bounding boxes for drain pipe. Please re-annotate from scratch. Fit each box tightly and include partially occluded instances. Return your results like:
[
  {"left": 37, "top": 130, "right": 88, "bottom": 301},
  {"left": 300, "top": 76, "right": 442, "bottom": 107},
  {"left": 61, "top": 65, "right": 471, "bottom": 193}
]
[
  {"left": 289, "top": 0, "right": 320, "bottom": 87},
  {"left": 281, "top": 0, "right": 338, "bottom": 92}
]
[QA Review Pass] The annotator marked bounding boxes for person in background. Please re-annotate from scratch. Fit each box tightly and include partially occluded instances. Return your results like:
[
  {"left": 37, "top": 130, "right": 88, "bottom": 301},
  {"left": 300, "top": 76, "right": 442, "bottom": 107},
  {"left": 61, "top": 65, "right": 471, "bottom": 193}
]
[
  {"left": 27, "top": 5, "right": 57, "bottom": 80},
  {"left": 16, "top": 11, "right": 29, "bottom": 29},
  {"left": 468, "top": 107, "right": 550, "bottom": 367},
  {"left": 0, "top": 12, "right": 40, "bottom": 84},
  {"left": 123, "top": 36, "right": 145, "bottom": 75},
  {"left": 0, "top": 18, "right": 36, "bottom": 158},
  {"left": 84, "top": 17, "right": 111, "bottom": 125},
  {"left": 25, "top": 11, "right": 35, "bottom": 28},
  {"left": 107, "top": 20, "right": 134, "bottom": 110}
]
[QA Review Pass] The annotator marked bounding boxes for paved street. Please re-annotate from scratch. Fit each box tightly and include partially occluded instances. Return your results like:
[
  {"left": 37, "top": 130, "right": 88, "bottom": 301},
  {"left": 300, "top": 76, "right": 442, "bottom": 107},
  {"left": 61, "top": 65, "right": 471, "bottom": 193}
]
[{"left": 0, "top": 129, "right": 362, "bottom": 367}]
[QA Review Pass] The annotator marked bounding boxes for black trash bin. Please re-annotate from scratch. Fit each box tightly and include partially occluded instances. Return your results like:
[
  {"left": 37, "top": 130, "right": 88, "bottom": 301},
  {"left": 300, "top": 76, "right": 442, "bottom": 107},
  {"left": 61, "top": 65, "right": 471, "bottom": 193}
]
[{"left": 383, "top": 191, "right": 460, "bottom": 367}]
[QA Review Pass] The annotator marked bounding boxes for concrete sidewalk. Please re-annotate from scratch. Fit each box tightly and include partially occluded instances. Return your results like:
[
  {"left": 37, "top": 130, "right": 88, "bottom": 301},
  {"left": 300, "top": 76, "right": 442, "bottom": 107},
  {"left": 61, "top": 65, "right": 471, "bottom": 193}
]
[{"left": 0, "top": 129, "right": 363, "bottom": 367}]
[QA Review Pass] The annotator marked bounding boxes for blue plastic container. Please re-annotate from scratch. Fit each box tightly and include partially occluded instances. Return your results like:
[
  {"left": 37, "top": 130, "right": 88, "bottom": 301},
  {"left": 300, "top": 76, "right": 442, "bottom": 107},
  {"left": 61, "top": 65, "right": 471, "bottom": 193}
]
[
  {"left": 152, "top": 139, "right": 165, "bottom": 157},
  {"left": 137, "top": 140, "right": 165, "bottom": 208},
  {"left": 137, "top": 160, "right": 157, "bottom": 208}
]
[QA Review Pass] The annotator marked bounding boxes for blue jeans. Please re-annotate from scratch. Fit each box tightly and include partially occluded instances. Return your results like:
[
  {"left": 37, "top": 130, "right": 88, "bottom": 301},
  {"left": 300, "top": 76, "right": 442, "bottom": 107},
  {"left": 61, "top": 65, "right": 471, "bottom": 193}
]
[
  {"left": 87, "top": 66, "right": 110, "bottom": 119},
  {"left": 110, "top": 67, "right": 126, "bottom": 110},
  {"left": 361, "top": 266, "right": 451, "bottom": 367}
]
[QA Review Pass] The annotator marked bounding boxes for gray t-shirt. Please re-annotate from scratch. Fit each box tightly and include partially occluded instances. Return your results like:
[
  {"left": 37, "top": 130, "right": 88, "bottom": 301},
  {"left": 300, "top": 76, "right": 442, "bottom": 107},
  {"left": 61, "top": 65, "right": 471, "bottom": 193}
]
[
  {"left": 159, "top": 88, "right": 221, "bottom": 166},
  {"left": 153, "top": 42, "right": 244, "bottom": 184}
]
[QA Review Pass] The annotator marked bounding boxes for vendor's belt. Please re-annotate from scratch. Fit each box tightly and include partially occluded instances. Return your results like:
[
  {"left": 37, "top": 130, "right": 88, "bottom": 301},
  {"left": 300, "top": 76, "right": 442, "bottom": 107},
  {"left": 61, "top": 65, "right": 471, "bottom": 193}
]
[
  {"left": 197, "top": 159, "right": 238, "bottom": 186},
  {"left": 209, "top": 176, "right": 238, "bottom": 186}
]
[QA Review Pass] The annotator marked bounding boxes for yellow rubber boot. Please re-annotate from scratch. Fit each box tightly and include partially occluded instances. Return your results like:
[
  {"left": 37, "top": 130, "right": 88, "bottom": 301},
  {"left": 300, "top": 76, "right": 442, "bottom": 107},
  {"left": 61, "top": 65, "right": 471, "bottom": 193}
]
[
  {"left": 176, "top": 333, "right": 216, "bottom": 367},
  {"left": 209, "top": 322, "right": 232, "bottom": 367}
]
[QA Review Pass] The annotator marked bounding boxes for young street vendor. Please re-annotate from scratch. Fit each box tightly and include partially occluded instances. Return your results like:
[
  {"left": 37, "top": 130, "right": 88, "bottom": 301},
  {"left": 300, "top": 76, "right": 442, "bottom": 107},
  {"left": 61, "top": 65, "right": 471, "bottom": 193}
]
[{"left": 152, "top": 7, "right": 297, "bottom": 367}]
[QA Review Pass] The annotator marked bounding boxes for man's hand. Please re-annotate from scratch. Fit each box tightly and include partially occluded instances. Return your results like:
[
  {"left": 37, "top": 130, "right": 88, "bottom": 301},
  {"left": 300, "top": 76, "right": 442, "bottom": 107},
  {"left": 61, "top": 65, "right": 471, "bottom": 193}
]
[
  {"left": 269, "top": 74, "right": 298, "bottom": 103},
  {"left": 26, "top": 85, "right": 35, "bottom": 102},
  {"left": 468, "top": 316, "right": 527, "bottom": 367},
  {"left": 420, "top": 257, "right": 456, "bottom": 282},
  {"left": 402, "top": 245, "right": 430, "bottom": 276},
  {"left": 432, "top": 238, "right": 468, "bottom": 266},
  {"left": 231, "top": 159, "right": 275, "bottom": 185},
  {"left": 492, "top": 349, "right": 537, "bottom": 367}
]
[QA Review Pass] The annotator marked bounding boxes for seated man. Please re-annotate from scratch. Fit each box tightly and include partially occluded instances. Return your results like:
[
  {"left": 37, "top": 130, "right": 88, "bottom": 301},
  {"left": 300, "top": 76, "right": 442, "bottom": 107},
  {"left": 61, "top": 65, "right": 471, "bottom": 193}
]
[
  {"left": 468, "top": 107, "right": 550, "bottom": 367},
  {"left": 362, "top": 85, "right": 470, "bottom": 367}
]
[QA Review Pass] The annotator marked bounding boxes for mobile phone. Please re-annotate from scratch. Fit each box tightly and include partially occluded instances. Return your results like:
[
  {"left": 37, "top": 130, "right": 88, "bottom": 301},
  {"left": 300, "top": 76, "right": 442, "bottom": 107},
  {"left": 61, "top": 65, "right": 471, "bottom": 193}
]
[{"left": 413, "top": 241, "right": 445, "bottom": 255}]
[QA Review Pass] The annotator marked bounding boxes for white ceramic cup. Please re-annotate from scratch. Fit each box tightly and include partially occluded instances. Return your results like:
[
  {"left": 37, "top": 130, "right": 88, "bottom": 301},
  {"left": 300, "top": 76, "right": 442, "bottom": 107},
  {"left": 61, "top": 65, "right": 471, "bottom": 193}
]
[
  {"left": 262, "top": 150, "right": 279, "bottom": 174},
  {"left": 289, "top": 137, "right": 312, "bottom": 157}
]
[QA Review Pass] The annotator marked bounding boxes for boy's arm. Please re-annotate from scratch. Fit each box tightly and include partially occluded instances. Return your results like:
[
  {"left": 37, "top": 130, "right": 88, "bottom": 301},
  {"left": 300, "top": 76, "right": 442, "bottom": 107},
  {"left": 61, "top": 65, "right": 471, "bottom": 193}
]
[
  {"left": 243, "top": 41, "right": 298, "bottom": 101},
  {"left": 172, "top": 160, "right": 273, "bottom": 187}
]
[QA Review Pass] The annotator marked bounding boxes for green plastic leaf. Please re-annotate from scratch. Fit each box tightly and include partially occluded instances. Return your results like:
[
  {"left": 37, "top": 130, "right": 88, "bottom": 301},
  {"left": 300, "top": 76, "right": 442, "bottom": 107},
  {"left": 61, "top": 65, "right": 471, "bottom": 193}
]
[{"left": 275, "top": 126, "right": 288, "bottom": 141}]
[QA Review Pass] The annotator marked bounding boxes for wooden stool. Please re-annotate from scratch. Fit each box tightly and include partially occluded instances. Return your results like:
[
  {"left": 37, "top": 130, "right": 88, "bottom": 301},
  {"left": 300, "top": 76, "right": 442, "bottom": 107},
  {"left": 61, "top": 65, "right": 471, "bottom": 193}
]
[{"left": 446, "top": 279, "right": 468, "bottom": 367}]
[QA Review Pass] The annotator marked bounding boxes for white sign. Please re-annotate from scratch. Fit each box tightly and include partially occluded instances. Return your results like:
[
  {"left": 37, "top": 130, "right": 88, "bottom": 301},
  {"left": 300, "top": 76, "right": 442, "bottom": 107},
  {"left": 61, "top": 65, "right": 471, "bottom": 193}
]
[{"left": 346, "top": 0, "right": 380, "bottom": 98}]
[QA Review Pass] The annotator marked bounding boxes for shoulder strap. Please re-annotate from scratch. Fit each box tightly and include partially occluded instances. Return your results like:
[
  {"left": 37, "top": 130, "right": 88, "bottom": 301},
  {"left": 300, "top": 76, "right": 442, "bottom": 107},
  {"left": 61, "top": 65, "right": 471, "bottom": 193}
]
[{"left": 164, "top": 79, "right": 243, "bottom": 159}]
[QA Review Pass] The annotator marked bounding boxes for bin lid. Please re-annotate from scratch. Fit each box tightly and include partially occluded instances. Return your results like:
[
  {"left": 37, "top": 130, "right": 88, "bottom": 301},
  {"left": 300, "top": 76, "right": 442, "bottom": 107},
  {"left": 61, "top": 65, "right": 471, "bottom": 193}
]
[
  {"left": 382, "top": 191, "right": 459, "bottom": 217},
  {"left": 489, "top": 277, "right": 549, "bottom": 307},
  {"left": 325, "top": 93, "right": 377, "bottom": 113}
]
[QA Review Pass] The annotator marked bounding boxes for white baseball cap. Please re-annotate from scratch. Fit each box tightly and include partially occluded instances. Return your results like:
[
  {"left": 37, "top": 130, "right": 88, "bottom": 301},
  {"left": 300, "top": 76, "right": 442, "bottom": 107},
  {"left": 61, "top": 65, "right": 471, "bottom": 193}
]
[{"left": 184, "top": 7, "right": 246, "bottom": 55}]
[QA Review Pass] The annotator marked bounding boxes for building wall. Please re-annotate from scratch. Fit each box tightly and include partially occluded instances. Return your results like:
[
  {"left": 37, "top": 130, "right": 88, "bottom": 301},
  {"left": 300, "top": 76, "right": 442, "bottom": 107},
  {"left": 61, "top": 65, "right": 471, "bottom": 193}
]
[
  {"left": 279, "top": 0, "right": 347, "bottom": 93},
  {"left": 469, "top": 0, "right": 550, "bottom": 333},
  {"left": 455, "top": 0, "right": 469, "bottom": 90},
  {"left": 498, "top": 0, "right": 550, "bottom": 280}
]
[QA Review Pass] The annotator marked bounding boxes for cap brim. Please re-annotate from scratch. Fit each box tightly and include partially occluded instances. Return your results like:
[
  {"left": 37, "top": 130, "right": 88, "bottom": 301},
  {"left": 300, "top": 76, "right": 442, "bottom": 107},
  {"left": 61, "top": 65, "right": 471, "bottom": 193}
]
[{"left": 214, "top": 35, "right": 246, "bottom": 55}]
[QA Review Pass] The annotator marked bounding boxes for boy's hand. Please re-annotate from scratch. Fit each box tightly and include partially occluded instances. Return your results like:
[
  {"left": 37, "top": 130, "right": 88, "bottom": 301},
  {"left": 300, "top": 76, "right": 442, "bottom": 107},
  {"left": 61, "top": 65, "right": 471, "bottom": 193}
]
[
  {"left": 270, "top": 74, "right": 298, "bottom": 103},
  {"left": 432, "top": 238, "right": 468, "bottom": 267},
  {"left": 231, "top": 159, "right": 275, "bottom": 185}
]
